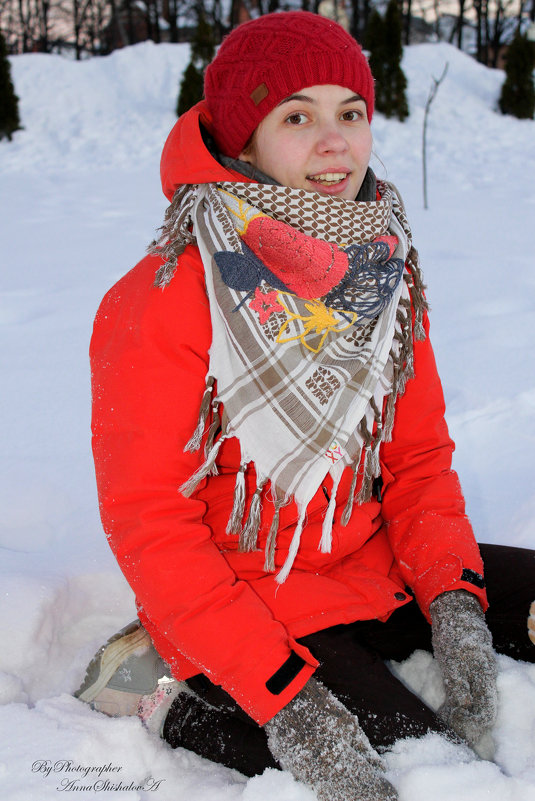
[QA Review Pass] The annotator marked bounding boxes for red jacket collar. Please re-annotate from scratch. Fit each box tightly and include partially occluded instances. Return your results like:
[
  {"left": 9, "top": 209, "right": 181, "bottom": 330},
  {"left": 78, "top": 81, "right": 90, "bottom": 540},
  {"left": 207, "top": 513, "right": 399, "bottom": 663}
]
[{"left": 160, "top": 100, "right": 254, "bottom": 201}]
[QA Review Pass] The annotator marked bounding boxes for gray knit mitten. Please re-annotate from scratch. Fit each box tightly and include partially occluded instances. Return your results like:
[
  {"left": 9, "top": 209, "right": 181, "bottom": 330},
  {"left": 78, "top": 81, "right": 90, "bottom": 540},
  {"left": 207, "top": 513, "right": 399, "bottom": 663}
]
[
  {"left": 430, "top": 589, "right": 498, "bottom": 748},
  {"left": 264, "top": 677, "right": 398, "bottom": 801}
]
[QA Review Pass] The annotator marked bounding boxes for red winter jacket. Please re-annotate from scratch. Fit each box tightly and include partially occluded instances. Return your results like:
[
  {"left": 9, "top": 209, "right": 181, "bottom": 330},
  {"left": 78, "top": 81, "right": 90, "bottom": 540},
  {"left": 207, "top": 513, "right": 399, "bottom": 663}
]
[{"left": 90, "top": 102, "right": 487, "bottom": 725}]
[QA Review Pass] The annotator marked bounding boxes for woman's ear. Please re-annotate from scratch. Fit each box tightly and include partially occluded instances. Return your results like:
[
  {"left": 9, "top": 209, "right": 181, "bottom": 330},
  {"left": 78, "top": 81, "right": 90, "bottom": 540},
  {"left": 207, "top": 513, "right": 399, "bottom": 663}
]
[
  {"left": 238, "top": 148, "right": 254, "bottom": 164},
  {"left": 238, "top": 132, "right": 256, "bottom": 164}
]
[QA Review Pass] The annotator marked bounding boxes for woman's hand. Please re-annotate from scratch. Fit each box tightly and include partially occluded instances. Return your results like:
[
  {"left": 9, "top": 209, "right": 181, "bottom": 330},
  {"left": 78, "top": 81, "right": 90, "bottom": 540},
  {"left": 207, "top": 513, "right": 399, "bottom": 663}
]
[
  {"left": 264, "top": 677, "right": 398, "bottom": 801},
  {"left": 430, "top": 589, "right": 498, "bottom": 748}
]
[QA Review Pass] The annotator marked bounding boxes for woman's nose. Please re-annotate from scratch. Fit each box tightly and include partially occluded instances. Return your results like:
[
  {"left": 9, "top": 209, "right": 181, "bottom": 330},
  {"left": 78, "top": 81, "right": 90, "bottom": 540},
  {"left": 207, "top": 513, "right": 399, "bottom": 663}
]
[{"left": 316, "top": 123, "right": 349, "bottom": 154}]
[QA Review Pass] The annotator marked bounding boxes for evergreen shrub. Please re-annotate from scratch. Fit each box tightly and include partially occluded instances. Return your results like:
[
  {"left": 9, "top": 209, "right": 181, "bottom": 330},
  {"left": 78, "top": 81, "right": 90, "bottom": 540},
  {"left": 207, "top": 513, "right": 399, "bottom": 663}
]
[
  {"left": 365, "top": 0, "right": 409, "bottom": 121},
  {"left": 499, "top": 32, "right": 535, "bottom": 120},
  {"left": 177, "top": 14, "right": 215, "bottom": 117},
  {"left": 0, "top": 32, "right": 22, "bottom": 141}
]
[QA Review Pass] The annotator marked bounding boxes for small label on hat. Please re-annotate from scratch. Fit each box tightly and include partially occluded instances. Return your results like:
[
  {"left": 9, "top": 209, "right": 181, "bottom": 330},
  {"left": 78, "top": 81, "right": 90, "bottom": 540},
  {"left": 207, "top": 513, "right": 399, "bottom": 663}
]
[{"left": 250, "top": 83, "right": 269, "bottom": 106}]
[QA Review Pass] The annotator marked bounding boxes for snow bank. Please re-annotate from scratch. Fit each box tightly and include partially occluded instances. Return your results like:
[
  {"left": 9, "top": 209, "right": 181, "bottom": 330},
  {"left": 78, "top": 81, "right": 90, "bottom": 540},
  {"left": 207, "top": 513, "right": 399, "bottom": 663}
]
[{"left": 2, "top": 41, "right": 190, "bottom": 171}]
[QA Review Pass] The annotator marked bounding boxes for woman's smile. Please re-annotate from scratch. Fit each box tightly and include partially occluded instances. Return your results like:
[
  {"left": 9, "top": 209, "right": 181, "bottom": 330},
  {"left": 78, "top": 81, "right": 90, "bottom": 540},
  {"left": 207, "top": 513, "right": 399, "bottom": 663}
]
[{"left": 306, "top": 169, "right": 352, "bottom": 195}]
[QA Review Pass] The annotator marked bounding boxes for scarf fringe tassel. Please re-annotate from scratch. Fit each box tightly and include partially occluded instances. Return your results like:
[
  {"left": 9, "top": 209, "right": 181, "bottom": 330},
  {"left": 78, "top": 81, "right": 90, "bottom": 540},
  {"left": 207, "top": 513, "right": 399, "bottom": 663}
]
[
  {"left": 264, "top": 501, "right": 283, "bottom": 572},
  {"left": 320, "top": 471, "right": 343, "bottom": 553},
  {"left": 204, "top": 401, "right": 221, "bottom": 458},
  {"left": 179, "top": 433, "right": 228, "bottom": 497},
  {"left": 341, "top": 462, "right": 360, "bottom": 526},
  {"left": 276, "top": 508, "right": 307, "bottom": 585},
  {"left": 239, "top": 479, "right": 266, "bottom": 552},
  {"left": 184, "top": 377, "right": 215, "bottom": 454},
  {"left": 150, "top": 185, "right": 198, "bottom": 289},
  {"left": 226, "top": 464, "right": 247, "bottom": 535}
]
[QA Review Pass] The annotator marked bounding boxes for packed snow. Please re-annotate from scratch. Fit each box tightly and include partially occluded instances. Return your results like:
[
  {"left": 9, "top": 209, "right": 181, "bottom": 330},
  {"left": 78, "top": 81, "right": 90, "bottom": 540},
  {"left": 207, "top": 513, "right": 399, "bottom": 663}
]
[{"left": 1, "top": 39, "right": 535, "bottom": 801}]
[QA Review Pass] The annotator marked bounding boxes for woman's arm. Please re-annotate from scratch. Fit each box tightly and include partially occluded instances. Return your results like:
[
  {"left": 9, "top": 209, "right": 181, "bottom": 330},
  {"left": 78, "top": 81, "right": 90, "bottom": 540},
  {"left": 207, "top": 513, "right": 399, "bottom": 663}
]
[
  {"left": 380, "top": 313, "right": 488, "bottom": 620},
  {"left": 90, "top": 249, "right": 316, "bottom": 725}
]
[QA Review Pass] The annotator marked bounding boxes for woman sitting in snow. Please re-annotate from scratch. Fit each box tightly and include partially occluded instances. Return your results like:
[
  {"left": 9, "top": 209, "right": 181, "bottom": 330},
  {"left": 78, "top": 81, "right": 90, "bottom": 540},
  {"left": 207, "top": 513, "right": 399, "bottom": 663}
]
[{"left": 76, "top": 12, "right": 535, "bottom": 801}]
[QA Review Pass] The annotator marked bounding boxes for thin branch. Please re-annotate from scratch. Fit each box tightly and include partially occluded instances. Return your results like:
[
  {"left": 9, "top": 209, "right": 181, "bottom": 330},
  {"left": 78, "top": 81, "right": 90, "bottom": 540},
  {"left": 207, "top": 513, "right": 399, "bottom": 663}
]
[{"left": 422, "top": 61, "right": 448, "bottom": 210}]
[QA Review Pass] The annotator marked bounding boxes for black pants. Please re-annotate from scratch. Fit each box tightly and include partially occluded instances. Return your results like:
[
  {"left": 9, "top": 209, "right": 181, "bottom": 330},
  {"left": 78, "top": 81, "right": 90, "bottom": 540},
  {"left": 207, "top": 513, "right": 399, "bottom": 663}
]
[{"left": 162, "top": 544, "right": 535, "bottom": 776}]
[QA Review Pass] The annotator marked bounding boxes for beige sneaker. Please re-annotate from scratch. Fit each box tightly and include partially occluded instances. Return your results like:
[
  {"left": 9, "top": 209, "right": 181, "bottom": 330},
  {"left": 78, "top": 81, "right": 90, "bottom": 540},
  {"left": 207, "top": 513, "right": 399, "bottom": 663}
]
[
  {"left": 75, "top": 620, "right": 181, "bottom": 731},
  {"left": 529, "top": 601, "right": 535, "bottom": 646}
]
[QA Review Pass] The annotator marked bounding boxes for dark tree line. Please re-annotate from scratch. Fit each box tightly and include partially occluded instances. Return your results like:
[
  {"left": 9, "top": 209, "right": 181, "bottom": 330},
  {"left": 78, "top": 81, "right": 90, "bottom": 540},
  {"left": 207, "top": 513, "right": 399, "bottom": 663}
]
[
  {"left": 0, "top": 0, "right": 224, "bottom": 57},
  {"left": 1, "top": 0, "right": 532, "bottom": 62}
]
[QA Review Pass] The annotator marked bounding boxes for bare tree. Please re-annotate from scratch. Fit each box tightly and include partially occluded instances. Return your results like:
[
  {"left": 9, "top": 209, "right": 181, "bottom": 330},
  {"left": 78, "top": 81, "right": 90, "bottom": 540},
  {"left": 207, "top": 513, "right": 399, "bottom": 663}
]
[
  {"left": 489, "top": 0, "right": 520, "bottom": 65},
  {"left": 470, "top": 0, "right": 523, "bottom": 65},
  {"left": 144, "top": 0, "right": 161, "bottom": 43},
  {"left": 422, "top": 61, "right": 448, "bottom": 209},
  {"left": 14, "top": 0, "right": 53, "bottom": 52},
  {"left": 403, "top": 0, "right": 413, "bottom": 45},
  {"left": 473, "top": 0, "right": 489, "bottom": 62},
  {"left": 16, "top": 0, "right": 38, "bottom": 51},
  {"left": 455, "top": 0, "right": 467, "bottom": 49},
  {"left": 85, "top": 0, "right": 110, "bottom": 52},
  {"left": 73, "top": 0, "right": 93, "bottom": 56}
]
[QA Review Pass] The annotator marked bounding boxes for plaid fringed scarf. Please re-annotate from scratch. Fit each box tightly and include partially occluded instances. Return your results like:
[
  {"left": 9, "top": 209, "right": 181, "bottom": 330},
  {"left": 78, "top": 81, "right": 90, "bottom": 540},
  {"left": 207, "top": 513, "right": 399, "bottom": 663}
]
[{"left": 149, "top": 179, "right": 427, "bottom": 583}]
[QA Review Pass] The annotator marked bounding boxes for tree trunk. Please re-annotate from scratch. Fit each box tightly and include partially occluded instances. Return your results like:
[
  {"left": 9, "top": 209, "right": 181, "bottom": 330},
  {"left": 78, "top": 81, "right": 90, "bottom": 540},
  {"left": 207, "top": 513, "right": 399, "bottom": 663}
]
[
  {"left": 18, "top": 0, "right": 31, "bottom": 52},
  {"left": 491, "top": 2, "right": 502, "bottom": 68},
  {"left": 456, "top": 0, "right": 465, "bottom": 50},
  {"left": 483, "top": 0, "right": 490, "bottom": 65},
  {"left": 153, "top": 0, "right": 161, "bottom": 43},
  {"left": 125, "top": 0, "right": 134, "bottom": 44},
  {"left": 363, "top": 0, "right": 371, "bottom": 38},
  {"left": 404, "top": 0, "right": 412, "bottom": 45},
  {"left": 349, "top": 0, "right": 359, "bottom": 40},
  {"left": 38, "top": 0, "right": 50, "bottom": 51},
  {"left": 167, "top": 0, "right": 177, "bottom": 42},
  {"left": 474, "top": 0, "right": 487, "bottom": 63}
]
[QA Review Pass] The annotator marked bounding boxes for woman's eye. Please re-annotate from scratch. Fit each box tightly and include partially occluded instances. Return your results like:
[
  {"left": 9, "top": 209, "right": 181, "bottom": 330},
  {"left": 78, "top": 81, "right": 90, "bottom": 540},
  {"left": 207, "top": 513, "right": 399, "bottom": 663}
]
[
  {"left": 285, "top": 112, "right": 308, "bottom": 125},
  {"left": 340, "top": 110, "right": 363, "bottom": 122}
]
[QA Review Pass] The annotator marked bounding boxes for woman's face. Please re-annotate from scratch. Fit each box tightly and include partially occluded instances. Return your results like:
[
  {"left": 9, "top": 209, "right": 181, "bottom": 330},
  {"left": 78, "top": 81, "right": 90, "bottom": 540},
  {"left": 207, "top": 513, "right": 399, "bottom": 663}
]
[{"left": 239, "top": 84, "right": 373, "bottom": 201}]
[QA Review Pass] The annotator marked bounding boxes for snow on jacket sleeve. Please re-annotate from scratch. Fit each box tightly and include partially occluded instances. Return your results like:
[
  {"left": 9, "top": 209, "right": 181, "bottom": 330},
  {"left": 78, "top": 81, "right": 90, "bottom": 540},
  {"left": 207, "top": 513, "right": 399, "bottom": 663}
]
[
  {"left": 380, "top": 313, "right": 488, "bottom": 620},
  {"left": 90, "top": 250, "right": 317, "bottom": 726}
]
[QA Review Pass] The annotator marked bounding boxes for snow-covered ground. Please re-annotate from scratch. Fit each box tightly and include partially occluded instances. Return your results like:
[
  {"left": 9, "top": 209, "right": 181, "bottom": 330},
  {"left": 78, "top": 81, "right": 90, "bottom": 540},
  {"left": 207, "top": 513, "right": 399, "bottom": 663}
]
[{"left": 1, "top": 39, "right": 534, "bottom": 800}]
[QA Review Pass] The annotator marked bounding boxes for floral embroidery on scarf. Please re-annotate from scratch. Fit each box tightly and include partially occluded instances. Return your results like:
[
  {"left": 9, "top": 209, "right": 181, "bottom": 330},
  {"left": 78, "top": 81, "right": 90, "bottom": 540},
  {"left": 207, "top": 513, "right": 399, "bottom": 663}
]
[
  {"left": 276, "top": 298, "right": 357, "bottom": 353},
  {"left": 249, "top": 287, "right": 285, "bottom": 324}
]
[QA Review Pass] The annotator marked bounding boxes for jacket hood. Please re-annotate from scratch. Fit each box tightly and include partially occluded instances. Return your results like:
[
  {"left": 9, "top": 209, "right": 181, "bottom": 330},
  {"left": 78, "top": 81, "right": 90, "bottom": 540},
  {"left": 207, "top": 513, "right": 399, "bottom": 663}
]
[{"left": 160, "top": 100, "right": 252, "bottom": 202}]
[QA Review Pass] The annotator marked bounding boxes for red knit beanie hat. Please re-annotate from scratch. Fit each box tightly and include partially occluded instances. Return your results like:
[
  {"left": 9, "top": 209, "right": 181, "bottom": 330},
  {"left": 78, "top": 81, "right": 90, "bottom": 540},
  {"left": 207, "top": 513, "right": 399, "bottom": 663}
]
[{"left": 204, "top": 11, "right": 374, "bottom": 158}]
